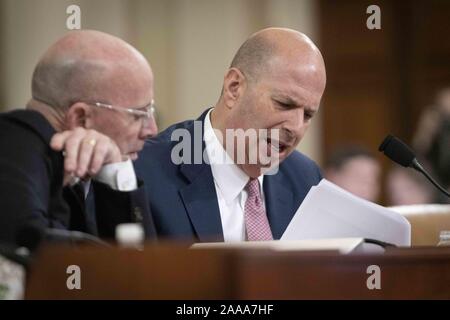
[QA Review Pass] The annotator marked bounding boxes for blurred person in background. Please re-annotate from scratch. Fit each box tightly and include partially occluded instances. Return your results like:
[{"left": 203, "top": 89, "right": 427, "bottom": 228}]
[
  {"left": 324, "top": 145, "right": 381, "bottom": 203},
  {"left": 386, "top": 166, "right": 435, "bottom": 206},
  {"left": 412, "top": 88, "right": 450, "bottom": 203}
]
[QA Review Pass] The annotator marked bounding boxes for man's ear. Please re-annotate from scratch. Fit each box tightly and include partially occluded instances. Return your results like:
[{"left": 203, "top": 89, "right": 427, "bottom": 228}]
[
  {"left": 65, "top": 102, "right": 92, "bottom": 129},
  {"left": 222, "top": 68, "right": 246, "bottom": 109}
]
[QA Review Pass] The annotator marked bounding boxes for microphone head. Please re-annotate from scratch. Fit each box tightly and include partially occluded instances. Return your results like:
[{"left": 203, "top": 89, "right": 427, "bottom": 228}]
[{"left": 378, "top": 134, "right": 416, "bottom": 167}]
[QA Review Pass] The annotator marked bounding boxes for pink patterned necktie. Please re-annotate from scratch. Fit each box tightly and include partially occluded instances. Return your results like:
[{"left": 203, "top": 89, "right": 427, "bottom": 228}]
[{"left": 244, "top": 178, "right": 273, "bottom": 241}]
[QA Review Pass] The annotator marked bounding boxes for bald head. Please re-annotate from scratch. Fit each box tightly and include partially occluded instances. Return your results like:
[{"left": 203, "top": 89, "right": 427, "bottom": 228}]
[
  {"left": 31, "top": 30, "right": 153, "bottom": 112},
  {"left": 230, "top": 27, "right": 325, "bottom": 86},
  {"left": 213, "top": 28, "right": 327, "bottom": 177}
]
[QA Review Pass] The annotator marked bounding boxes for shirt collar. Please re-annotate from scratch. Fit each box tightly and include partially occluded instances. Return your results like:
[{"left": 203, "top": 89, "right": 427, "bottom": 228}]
[{"left": 204, "top": 108, "right": 263, "bottom": 204}]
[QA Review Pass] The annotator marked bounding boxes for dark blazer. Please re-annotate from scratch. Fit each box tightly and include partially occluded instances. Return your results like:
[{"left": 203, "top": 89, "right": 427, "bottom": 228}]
[
  {"left": 135, "top": 109, "right": 322, "bottom": 242},
  {"left": 0, "top": 110, "right": 156, "bottom": 246}
]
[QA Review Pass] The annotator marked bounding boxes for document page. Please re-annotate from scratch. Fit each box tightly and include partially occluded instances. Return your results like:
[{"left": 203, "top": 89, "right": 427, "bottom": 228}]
[{"left": 281, "top": 179, "right": 411, "bottom": 246}]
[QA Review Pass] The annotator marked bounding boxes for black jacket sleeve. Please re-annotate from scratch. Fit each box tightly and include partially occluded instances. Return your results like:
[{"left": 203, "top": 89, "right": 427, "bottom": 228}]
[{"left": 0, "top": 112, "right": 70, "bottom": 246}]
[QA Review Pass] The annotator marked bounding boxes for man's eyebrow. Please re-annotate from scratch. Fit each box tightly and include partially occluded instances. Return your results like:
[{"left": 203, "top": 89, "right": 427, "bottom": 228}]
[
  {"left": 274, "top": 95, "right": 319, "bottom": 115},
  {"left": 134, "top": 101, "right": 153, "bottom": 110},
  {"left": 275, "top": 93, "right": 319, "bottom": 111},
  {"left": 272, "top": 94, "right": 301, "bottom": 106},
  {"left": 305, "top": 107, "right": 318, "bottom": 115}
]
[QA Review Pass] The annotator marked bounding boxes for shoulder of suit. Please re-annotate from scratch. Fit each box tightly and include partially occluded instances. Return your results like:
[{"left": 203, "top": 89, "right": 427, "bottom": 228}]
[
  {"left": 144, "top": 108, "right": 210, "bottom": 148},
  {"left": 0, "top": 109, "right": 60, "bottom": 179},
  {"left": 156, "top": 119, "right": 196, "bottom": 141},
  {"left": 137, "top": 118, "right": 199, "bottom": 168},
  {"left": 0, "top": 109, "right": 55, "bottom": 145},
  {"left": 282, "top": 150, "right": 319, "bottom": 169},
  {"left": 279, "top": 150, "right": 322, "bottom": 181},
  {"left": 142, "top": 118, "right": 200, "bottom": 154}
]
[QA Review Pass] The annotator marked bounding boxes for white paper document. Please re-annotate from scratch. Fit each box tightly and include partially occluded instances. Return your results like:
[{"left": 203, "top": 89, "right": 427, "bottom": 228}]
[{"left": 281, "top": 179, "right": 411, "bottom": 246}]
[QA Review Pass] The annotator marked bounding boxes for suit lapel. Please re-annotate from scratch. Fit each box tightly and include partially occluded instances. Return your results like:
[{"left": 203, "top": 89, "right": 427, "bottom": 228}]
[
  {"left": 179, "top": 163, "right": 224, "bottom": 242},
  {"left": 263, "top": 170, "right": 295, "bottom": 240},
  {"left": 178, "top": 109, "right": 224, "bottom": 242}
]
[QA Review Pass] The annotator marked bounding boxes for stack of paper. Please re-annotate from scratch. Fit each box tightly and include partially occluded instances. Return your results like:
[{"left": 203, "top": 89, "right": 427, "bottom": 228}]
[{"left": 281, "top": 179, "right": 411, "bottom": 246}]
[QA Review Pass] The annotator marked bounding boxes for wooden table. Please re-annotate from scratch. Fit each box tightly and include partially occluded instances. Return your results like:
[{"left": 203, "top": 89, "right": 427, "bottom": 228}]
[{"left": 25, "top": 244, "right": 450, "bottom": 299}]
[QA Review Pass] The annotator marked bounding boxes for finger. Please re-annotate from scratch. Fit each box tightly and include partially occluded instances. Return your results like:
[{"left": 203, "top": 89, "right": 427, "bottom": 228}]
[
  {"left": 63, "top": 129, "right": 86, "bottom": 173},
  {"left": 89, "top": 137, "right": 109, "bottom": 175},
  {"left": 50, "top": 131, "right": 74, "bottom": 151},
  {"left": 76, "top": 136, "right": 97, "bottom": 177},
  {"left": 63, "top": 172, "right": 80, "bottom": 187}
]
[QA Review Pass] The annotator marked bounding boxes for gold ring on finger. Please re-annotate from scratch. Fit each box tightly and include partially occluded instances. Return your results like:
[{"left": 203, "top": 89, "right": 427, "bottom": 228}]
[{"left": 87, "top": 138, "right": 97, "bottom": 147}]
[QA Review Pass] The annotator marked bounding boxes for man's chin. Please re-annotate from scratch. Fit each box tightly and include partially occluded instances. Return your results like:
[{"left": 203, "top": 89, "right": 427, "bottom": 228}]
[{"left": 128, "top": 152, "right": 138, "bottom": 161}]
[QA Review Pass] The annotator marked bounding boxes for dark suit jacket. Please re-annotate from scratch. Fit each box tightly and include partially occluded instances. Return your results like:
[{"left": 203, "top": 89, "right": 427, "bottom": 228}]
[
  {"left": 135, "top": 109, "right": 322, "bottom": 242},
  {"left": 0, "top": 110, "right": 156, "bottom": 246}
]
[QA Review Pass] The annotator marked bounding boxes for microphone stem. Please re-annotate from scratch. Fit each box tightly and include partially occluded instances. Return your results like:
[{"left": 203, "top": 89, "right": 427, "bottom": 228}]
[{"left": 412, "top": 159, "right": 450, "bottom": 198}]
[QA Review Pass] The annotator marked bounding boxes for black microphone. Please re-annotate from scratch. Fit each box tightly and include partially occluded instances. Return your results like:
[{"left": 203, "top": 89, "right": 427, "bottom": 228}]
[{"left": 379, "top": 134, "right": 450, "bottom": 198}]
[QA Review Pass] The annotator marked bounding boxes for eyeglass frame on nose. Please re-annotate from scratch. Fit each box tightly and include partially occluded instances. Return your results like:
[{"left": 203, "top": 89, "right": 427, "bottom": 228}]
[{"left": 88, "top": 100, "right": 156, "bottom": 122}]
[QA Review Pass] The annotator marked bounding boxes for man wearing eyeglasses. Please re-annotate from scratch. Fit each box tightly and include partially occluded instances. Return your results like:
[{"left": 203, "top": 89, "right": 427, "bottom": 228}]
[{"left": 0, "top": 30, "right": 158, "bottom": 248}]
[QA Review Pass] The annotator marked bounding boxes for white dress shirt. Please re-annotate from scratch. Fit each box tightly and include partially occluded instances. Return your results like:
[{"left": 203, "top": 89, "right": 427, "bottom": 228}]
[
  {"left": 77, "top": 158, "right": 138, "bottom": 198},
  {"left": 95, "top": 158, "right": 138, "bottom": 191},
  {"left": 204, "top": 109, "right": 265, "bottom": 242}
]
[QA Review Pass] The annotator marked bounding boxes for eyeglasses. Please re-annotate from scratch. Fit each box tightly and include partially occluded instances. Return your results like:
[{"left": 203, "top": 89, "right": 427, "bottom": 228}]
[{"left": 88, "top": 100, "right": 156, "bottom": 122}]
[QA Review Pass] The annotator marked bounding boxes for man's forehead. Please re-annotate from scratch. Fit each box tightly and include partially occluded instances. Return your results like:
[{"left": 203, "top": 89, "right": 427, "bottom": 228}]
[{"left": 265, "top": 55, "right": 325, "bottom": 92}]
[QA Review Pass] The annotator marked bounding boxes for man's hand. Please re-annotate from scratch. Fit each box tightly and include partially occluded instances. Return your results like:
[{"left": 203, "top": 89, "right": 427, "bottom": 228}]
[{"left": 50, "top": 128, "right": 123, "bottom": 184}]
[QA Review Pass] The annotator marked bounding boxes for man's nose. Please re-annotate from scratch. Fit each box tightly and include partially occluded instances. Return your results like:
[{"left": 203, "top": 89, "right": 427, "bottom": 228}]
[
  {"left": 285, "top": 109, "right": 305, "bottom": 137},
  {"left": 140, "top": 117, "right": 158, "bottom": 139}
]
